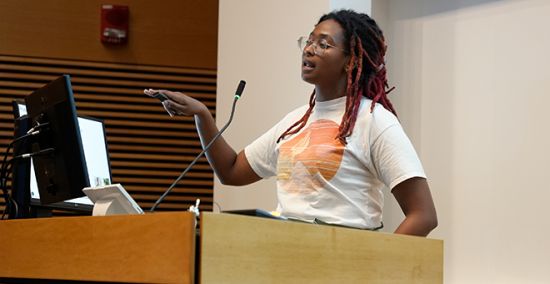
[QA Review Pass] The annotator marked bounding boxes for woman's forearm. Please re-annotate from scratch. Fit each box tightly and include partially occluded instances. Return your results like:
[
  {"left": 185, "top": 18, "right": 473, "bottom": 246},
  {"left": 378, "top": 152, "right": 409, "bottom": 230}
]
[{"left": 194, "top": 108, "right": 239, "bottom": 184}]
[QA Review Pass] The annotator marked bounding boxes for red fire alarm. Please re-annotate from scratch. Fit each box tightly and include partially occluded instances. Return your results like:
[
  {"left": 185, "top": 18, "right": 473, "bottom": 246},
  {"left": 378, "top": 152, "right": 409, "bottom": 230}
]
[{"left": 101, "top": 4, "right": 129, "bottom": 44}]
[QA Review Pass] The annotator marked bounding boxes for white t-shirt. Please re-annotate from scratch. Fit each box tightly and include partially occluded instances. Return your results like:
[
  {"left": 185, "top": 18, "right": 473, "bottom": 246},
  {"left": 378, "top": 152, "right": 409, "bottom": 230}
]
[{"left": 244, "top": 96, "right": 426, "bottom": 229}]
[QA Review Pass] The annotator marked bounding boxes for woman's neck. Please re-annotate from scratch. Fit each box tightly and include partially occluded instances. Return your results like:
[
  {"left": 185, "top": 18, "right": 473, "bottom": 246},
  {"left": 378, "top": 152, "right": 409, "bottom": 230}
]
[{"left": 314, "top": 75, "right": 347, "bottom": 102}]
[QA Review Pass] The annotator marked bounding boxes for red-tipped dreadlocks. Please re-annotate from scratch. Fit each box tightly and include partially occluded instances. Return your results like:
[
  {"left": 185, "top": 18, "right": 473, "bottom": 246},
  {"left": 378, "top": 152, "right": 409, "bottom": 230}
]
[
  {"left": 278, "top": 10, "right": 396, "bottom": 144},
  {"left": 276, "top": 90, "right": 316, "bottom": 143}
]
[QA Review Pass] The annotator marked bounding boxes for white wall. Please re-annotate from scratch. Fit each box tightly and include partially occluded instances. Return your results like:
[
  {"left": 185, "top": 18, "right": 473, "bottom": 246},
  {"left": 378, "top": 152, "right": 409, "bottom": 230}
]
[
  {"left": 216, "top": 0, "right": 371, "bottom": 211},
  {"left": 376, "top": 0, "right": 550, "bottom": 282},
  {"left": 330, "top": 0, "right": 371, "bottom": 14},
  {"left": 216, "top": 0, "right": 330, "bottom": 211}
]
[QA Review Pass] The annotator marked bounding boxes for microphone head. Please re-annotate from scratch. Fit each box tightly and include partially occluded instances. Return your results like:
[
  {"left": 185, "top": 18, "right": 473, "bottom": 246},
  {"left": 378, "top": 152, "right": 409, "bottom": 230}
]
[{"left": 235, "top": 80, "right": 246, "bottom": 97}]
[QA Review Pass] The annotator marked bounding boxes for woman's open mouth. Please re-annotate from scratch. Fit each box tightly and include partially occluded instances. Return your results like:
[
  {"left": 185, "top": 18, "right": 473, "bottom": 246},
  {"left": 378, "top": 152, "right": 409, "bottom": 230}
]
[{"left": 302, "top": 59, "right": 316, "bottom": 72}]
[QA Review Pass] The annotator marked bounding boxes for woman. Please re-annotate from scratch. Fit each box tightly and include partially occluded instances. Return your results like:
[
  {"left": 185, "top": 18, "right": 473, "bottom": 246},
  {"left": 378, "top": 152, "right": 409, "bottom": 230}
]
[{"left": 145, "top": 10, "right": 437, "bottom": 236}]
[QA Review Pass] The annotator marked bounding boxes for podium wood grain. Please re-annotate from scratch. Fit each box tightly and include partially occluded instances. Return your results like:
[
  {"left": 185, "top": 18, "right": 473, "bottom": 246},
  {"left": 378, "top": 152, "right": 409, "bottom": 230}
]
[
  {"left": 200, "top": 212, "right": 443, "bottom": 284},
  {"left": 0, "top": 212, "right": 195, "bottom": 283}
]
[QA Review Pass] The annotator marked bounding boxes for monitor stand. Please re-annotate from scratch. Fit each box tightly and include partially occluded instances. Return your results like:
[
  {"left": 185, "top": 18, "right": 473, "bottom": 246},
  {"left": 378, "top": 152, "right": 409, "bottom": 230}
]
[{"left": 30, "top": 206, "right": 52, "bottom": 218}]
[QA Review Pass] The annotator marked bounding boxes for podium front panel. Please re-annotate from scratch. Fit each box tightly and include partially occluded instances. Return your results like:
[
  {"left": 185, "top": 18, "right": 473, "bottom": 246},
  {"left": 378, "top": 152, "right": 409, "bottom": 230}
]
[
  {"left": 0, "top": 212, "right": 196, "bottom": 283},
  {"left": 200, "top": 212, "right": 443, "bottom": 284}
]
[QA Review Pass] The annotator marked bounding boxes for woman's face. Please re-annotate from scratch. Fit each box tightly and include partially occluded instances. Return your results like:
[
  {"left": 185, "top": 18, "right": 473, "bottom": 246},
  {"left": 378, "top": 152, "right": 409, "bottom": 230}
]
[{"left": 301, "top": 19, "right": 349, "bottom": 87}]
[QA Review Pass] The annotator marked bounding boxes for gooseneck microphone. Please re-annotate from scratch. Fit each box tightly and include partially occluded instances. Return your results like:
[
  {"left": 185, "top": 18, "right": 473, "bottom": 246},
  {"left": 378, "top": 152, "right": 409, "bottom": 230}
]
[
  {"left": 150, "top": 80, "right": 246, "bottom": 212},
  {"left": 235, "top": 80, "right": 246, "bottom": 99}
]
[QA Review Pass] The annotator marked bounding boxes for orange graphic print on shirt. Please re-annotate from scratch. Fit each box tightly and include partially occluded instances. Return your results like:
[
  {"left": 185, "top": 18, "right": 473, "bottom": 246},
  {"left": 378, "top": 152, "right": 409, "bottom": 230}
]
[{"left": 277, "top": 119, "right": 345, "bottom": 194}]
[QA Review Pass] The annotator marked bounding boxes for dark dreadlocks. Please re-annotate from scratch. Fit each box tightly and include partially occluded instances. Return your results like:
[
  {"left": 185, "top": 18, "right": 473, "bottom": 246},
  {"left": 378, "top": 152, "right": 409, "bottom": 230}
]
[{"left": 277, "top": 10, "right": 396, "bottom": 144}]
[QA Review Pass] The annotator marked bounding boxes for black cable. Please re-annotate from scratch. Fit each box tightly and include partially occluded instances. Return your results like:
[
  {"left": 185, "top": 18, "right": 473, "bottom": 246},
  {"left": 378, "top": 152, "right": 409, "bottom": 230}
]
[
  {"left": 0, "top": 133, "right": 50, "bottom": 220},
  {"left": 1, "top": 120, "right": 49, "bottom": 219},
  {"left": 0, "top": 144, "right": 14, "bottom": 219},
  {"left": 0, "top": 146, "right": 54, "bottom": 219},
  {"left": 0, "top": 131, "right": 40, "bottom": 185},
  {"left": 26, "top": 121, "right": 50, "bottom": 135},
  {"left": 0, "top": 131, "right": 41, "bottom": 218}
]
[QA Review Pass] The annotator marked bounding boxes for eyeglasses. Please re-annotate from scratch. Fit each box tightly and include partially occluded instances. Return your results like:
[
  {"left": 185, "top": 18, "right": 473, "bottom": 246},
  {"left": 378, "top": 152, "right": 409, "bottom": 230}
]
[{"left": 297, "top": 36, "right": 346, "bottom": 56}]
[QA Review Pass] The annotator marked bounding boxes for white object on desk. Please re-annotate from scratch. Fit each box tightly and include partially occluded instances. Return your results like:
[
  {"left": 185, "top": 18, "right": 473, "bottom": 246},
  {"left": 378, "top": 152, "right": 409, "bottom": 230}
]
[{"left": 83, "top": 183, "right": 144, "bottom": 216}]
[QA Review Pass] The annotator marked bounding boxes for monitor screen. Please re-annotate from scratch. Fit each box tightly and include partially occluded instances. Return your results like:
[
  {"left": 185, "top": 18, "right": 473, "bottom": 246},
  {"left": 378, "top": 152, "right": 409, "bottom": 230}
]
[{"left": 17, "top": 103, "right": 112, "bottom": 208}]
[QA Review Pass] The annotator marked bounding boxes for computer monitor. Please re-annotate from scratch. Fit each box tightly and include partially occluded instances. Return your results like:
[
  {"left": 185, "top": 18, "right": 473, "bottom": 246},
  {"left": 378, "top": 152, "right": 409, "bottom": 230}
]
[
  {"left": 24, "top": 75, "right": 91, "bottom": 204},
  {"left": 14, "top": 101, "right": 112, "bottom": 211}
]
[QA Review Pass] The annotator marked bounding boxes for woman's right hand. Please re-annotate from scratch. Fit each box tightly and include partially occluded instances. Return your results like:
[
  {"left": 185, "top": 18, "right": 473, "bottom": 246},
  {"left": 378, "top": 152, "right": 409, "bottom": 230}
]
[
  {"left": 144, "top": 89, "right": 208, "bottom": 117},
  {"left": 143, "top": 89, "right": 261, "bottom": 186}
]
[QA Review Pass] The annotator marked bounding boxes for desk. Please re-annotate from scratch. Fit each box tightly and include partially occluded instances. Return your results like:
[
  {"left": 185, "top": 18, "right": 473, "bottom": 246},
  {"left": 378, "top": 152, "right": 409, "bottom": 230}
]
[
  {"left": 201, "top": 212, "right": 443, "bottom": 283},
  {"left": 0, "top": 212, "right": 196, "bottom": 283},
  {"left": 0, "top": 212, "right": 443, "bottom": 283}
]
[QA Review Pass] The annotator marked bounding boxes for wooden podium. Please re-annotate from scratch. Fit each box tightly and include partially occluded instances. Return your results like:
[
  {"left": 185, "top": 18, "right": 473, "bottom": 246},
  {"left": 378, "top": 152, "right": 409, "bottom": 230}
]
[
  {"left": 0, "top": 212, "right": 197, "bottom": 283},
  {"left": 0, "top": 212, "right": 443, "bottom": 283},
  {"left": 200, "top": 212, "right": 443, "bottom": 283}
]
